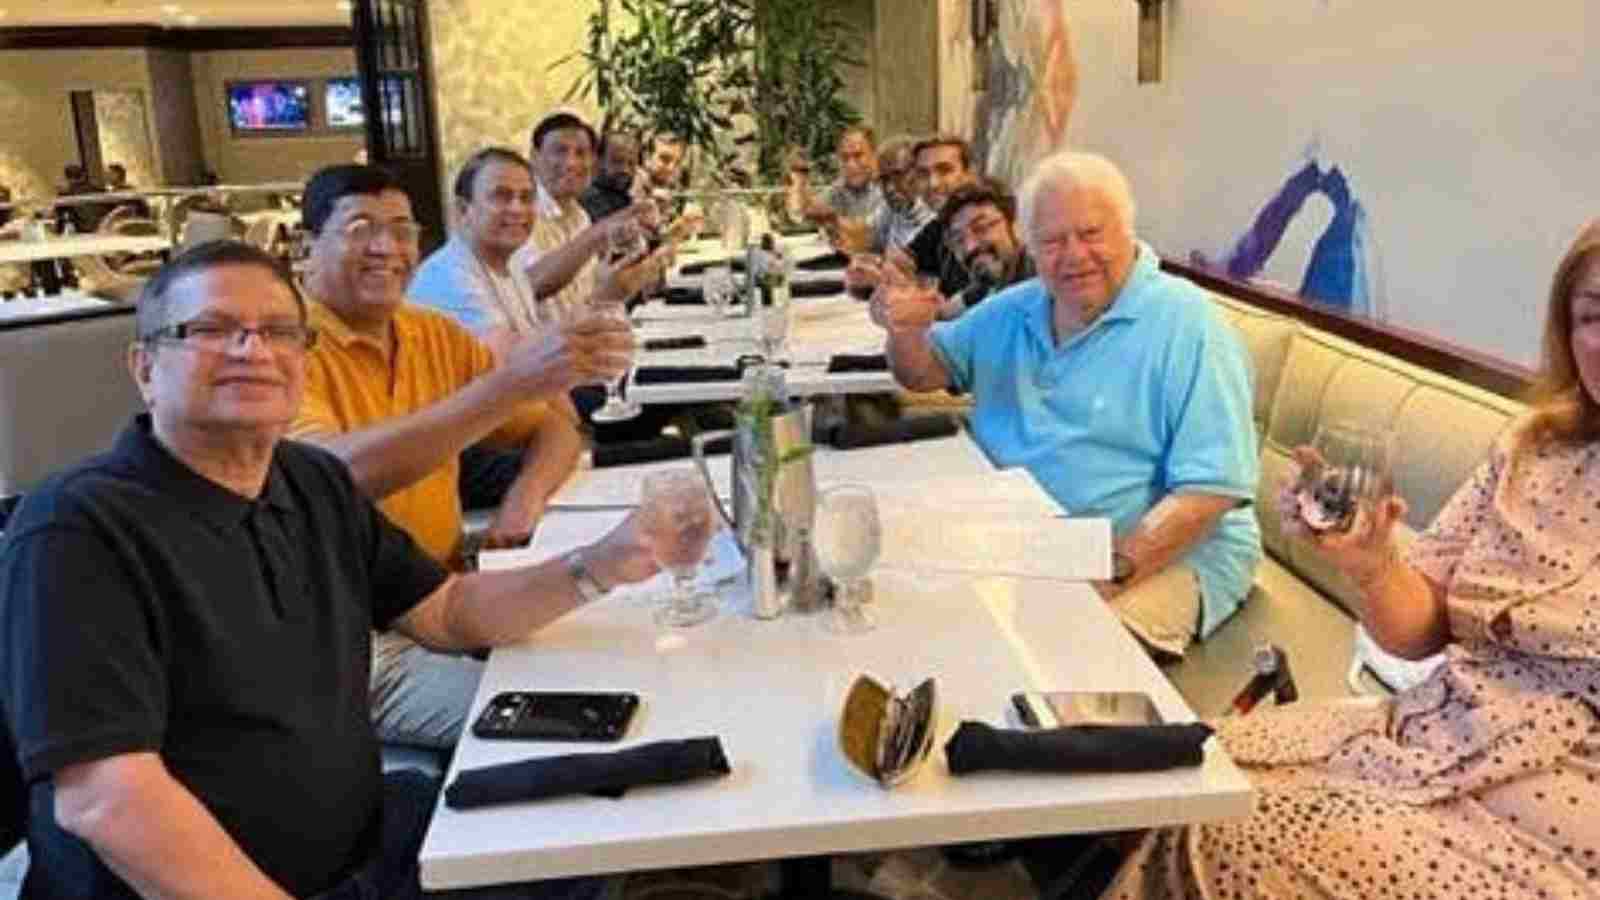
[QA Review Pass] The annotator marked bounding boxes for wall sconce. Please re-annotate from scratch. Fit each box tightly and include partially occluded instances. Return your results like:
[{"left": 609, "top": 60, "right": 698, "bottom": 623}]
[{"left": 1136, "top": 0, "right": 1165, "bottom": 84}]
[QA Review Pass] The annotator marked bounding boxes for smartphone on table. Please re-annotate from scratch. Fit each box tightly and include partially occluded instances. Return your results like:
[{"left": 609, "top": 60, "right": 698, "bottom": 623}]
[
  {"left": 1011, "top": 690, "right": 1162, "bottom": 729},
  {"left": 471, "top": 691, "right": 640, "bottom": 742}
]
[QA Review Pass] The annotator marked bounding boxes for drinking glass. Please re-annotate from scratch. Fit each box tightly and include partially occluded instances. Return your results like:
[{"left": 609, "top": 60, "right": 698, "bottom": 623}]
[
  {"left": 588, "top": 300, "right": 642, "bottom": 423},
  {"left": 717, "top": 198, "right": 748, "bottom": 258},
  {"left": 1293, "top": 421, "right": 1396, "bottom": 533},
  {"left": 609, "top": 216, "right": 644, "bottom": 263},
  {"left": 703, "top": 265, "right": 735, "bottom": 318},
  {"left": 815, "top": 484, "right": 881, "bottom": 634},
  {"left": 846, "top": 253, "right": 882, "bottom": 301},
  {"left": 641, "top": 469, "right": 719, "bottom": 627}
]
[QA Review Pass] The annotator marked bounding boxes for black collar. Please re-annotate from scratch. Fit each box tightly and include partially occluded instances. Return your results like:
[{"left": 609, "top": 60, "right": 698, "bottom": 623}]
[{"left": 113, "top": 415, "right": 298, "bottom": 529}]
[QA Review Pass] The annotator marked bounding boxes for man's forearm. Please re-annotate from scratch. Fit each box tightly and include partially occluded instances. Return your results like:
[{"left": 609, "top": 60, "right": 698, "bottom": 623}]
[
  {"left": 524, "top": 224, "right": 605, "bottom": 300},
  {"left": 492, "top": 413, "right": 583, "bottom": 536},
  {"left": 56, "top": 754, "right": 293, "bottom": 900},
  {"left": 885, "top": 328, "right": 950, "bottom": 392},
  {"left": 306, "top": 373, "right": 523, "bottom": 501},
  {"left": 1112, "top": 492, "right": 1240, "bottom": 592}
]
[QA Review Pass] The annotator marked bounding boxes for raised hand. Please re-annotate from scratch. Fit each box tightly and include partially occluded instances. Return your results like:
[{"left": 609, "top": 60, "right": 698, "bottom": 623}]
[{"left": 499, "top": 314, "right": 634, "bottom": 396}]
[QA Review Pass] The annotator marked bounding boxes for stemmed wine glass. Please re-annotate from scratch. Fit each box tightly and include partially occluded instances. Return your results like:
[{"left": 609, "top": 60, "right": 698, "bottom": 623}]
[
  {"left": 588, "top": 298, "right": 642, "bottom": 423},
  {"left": 1292, "top": 421, "right": 1396, "bottom": 534},
  {"left": 815, "top": 484, "right": 882, "bottom": 634},
  {"left": 703, "top": 265, "right": 735, "bottom": 318},
  {"left": 641, "top": 469, "right": 719, "bottom": 627}
]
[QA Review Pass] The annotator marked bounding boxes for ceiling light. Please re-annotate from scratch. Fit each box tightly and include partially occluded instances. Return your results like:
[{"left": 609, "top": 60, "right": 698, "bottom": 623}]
[
  {"left": 179, "top": 12, "right": 198, "bottom": 25},
  {"left": 161, "top": 4, "right": 182, "bottom": 15},
  {"left": 336, "top": 0, "right": 353, "bottom": 10}
]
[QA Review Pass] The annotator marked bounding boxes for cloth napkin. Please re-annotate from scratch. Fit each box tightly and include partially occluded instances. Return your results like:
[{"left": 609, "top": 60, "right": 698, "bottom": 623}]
[
  {"left": 661, "top": 286, "right": 705, "bottom": 305},
  {"left": 943, "top": 721, "right": 1213, "bottom": 776},
  {"left": 591, "top": 434, "right": 731, "bottom": 468},
  {"left": 788, "top": 279, "right": 845, "bottom": 298},
  {"left": 642, "top": 335, "right": 707, "bottom": 351},
  {"left": 825, "top": 353, "right": 889, "bottom": 374},
  {"left": 796, "top": 251, "right": 849, "bottom": 271},
  {"left": 444, "top": 736, "right": 732, "bottom": 809},
  {"left": 679, "top": 258, "right": 741, "bottom": 276},
  {"left": 826, "top": 415, "right": 958, "bottom": 450},
  {"left": 633, "top": 365, "right": 743, "bottom": 385}
]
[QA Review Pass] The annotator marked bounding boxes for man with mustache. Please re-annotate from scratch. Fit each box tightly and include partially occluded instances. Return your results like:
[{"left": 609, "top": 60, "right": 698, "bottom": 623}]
[
  {"left": 874, "top": 151, "right": 1260, "bottom": 660},
  {"left": 291, "top": 164, "right": 637, "bottom": 750},
  {"left": 580, "top": 129, "right": 642, "bottom": 224},
  {"left": 937, "top": 179, "right": 1033, "bottom": 318}
]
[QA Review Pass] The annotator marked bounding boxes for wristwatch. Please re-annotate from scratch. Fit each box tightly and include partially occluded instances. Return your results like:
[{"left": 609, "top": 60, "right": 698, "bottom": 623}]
[
  {"left": 1110, "top": 551, "right": 1136, "bottom": 586},
  {"left": 565, "top": 549, "right": 612, "bottom": 604}
]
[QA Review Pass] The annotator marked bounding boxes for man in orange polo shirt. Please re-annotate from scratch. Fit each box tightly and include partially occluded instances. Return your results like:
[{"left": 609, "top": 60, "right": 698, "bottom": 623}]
[{"left": 290, "top": 164, "right": 639, "bottom": 749}]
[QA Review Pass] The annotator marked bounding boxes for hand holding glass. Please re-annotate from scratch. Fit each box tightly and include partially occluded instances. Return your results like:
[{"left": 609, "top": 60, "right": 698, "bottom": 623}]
[
  {"left": 641, "top": 469, "right": 719, "bottom": 627},
  {"left": 815, "top": 484, "right": 881, "bottom": 634},
  {"left": 586, "top": 301, "right": 642, "bottom": 423},
  {"left": 1291, "top": 422, "right": 1396, "bottom": 534}
]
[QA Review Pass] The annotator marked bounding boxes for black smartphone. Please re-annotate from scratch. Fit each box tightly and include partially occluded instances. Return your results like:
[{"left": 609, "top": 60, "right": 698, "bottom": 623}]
[{"left": 471, "top": 691, "right": 640, "bottom": 742}]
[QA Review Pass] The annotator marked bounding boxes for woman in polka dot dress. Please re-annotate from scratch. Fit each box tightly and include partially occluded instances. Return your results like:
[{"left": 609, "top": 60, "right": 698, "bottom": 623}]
[{"left": 1108, "top": 223, "right": 1600, "bottom": 899}]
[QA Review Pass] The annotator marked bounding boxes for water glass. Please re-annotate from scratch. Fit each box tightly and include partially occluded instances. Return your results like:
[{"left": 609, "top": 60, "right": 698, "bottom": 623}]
[
  {"left": 1294, "top": 421, "right": 1395, "bottom": 533},
  {"left": 815, "top": 484, "right": 881, "bottom": 634},
  {"left": 641, "top": 469, "right": 719, "bottom": 627},
  {"left": 718, "top": 199, "right": 748, "bottom": 256}
]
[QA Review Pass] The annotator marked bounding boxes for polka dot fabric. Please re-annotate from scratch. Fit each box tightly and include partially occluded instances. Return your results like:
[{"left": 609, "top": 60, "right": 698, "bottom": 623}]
[{"left": 1109, "top": 424, "right": 1600, "bottom": 899}]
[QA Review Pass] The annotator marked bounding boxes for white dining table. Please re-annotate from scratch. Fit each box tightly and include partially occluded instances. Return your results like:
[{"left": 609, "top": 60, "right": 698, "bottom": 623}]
[
  {"left": 0, "top": 291, "right": 111, "bottom": 323},
  {"left": 418, "top": 435, "right": 1252, "bottom": 890},
  {"left": 626, "top": 291, "right": 897, "bottom": 404},
  {"left": 0, "top": 234, "right": 171, "bottom": 265}
]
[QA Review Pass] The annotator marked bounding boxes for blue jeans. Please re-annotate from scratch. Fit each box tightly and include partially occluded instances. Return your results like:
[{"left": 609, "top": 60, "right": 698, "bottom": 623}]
[{"left": 314, "top": 769, "right": 607, "bottom": 900}]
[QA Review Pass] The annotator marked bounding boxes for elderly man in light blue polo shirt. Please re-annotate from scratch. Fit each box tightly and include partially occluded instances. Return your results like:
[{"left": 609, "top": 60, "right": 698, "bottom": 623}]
[{"left": 873, "top": 150, "right": 1260, "bottom": 657}]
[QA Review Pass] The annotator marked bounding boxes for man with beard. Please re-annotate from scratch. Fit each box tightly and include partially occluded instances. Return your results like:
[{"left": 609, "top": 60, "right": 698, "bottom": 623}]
[
  {"left": 936, "top": 179, "right": 1033, "bottom": 319},
  {"left": 580, "top": 130, "right": 642, "bottom": 224}
]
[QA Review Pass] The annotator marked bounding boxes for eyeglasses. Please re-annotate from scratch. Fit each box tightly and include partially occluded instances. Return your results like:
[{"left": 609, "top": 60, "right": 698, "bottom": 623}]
[
  {"left": 340, "top": 218, "right": 422, "bottom": 247},
  {"left": 478, "top": 187, "right": 535, "bottom": 210},
  {"left": 146, "top": 319, "right": 318, "bottom": 354},
  {"left": 947, "top": 214, "right": 1009, "bottom": 250}
]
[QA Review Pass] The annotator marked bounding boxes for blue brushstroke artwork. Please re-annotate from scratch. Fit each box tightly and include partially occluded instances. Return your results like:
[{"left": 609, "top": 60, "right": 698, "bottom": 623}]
[{"left": 1195, "top": 159, "right": 1378, "bottom": 319}]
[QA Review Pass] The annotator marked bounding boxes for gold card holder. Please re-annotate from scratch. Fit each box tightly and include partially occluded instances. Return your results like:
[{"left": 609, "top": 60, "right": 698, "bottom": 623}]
[{"left": 837, "top": 674, "right": 938, "bottom": 788}]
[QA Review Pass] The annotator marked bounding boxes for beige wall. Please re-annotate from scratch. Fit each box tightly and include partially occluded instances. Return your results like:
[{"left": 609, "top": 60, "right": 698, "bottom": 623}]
[
  {"left": 0, "top": 48, "right": 155, "bottom": 205},
  {"left": 190, "top": 47, "right": 363, "bottom": 185},
  {"left": 428, "top": 0, "right": 604, "bottom": 214},
  {"left": 872, "top": 0, "right": 937, "bottom": 138}
]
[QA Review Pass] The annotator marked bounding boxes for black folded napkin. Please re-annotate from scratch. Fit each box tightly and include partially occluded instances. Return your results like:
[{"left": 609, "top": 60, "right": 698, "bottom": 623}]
[
  {"left": 591, "top": 434, "right": 731, "bottom": 468},
  {"left": 797, "top": 251, "right": 849, "bottom": 271},
  {"left": 943, "top": 721, "right": 1212, "bottom": 776},
  {"left": 788, "top": 279, "right": 845, "bottom": 298},
  {"left": 679, "top": 258, "right": 743, "bottom": 276},
  {"left": 643, "top": 335, "right": 707, "bottom": 351},
  {"left": 633, "top": 365, "right": 743, "bottom": 385},
  {"left": 661, "top": 286, "right": 704, "bottom": 305},
  {"left": 826, "top": 353, "right": 889, "bottom": 374},
  {"left": 444, "top": 736, "right": 732, "bottom": 809},
  {"left": 827, "top": 415, "right": 958, "bottom": 450}
]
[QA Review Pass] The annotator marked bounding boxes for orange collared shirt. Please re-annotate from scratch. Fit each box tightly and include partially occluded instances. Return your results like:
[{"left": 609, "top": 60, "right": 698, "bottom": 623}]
[{"left": 291, "top": 301, "right": 551, "bottom": 563}]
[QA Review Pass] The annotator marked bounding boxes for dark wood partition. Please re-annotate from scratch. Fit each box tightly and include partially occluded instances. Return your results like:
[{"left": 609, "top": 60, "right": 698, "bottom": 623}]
[{"left": 1162, "top": 258, "right": 1536, "bottom": 400}]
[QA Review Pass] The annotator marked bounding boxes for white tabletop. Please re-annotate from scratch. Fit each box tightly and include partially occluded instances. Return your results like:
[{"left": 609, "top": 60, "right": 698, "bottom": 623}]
[
  {"left": 0, "top": 234, "right": 171, "bottom": 264},
  {"left": 0, "top": 291, "right": 112, "bottom": 323},
  {"left": 420, "top": 437, "right": 1252, "bottom": 890},
  {"left": 627, "top": 293, "right": 896, "bottom": 404}
]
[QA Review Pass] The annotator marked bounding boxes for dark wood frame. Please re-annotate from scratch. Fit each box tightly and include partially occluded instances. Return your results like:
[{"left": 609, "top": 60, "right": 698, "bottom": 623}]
[
  {"left": 0, "top": 26, "right": 352, "bottom": 52},
  {"left": 1162, "top": 258, "right": 1537, "bottom": 400}
]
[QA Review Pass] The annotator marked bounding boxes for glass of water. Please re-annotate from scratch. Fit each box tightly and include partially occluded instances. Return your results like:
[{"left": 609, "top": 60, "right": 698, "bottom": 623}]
[
  {"left": 815, "top": 484, "right": 881, "bottom": 634},
  {"left": 641, "top": 469, "right": 719, "bottom": 627},
  {"left": 703, "top": 265, "right": 735, "bottom": 318},
  {"left": 587, "top": 299, "right": 642, "bottom": 423},
  {"left": 1293, "top": 421, "right": 1395, "bottom": 534}
]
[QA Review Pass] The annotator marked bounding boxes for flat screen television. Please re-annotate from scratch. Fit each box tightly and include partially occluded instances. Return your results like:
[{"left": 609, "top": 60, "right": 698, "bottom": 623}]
[
  {"left": 226, "top": 80, "right": 310, "bottom": 132},
  {"left": 325, "top": 77, "right": 365, "bottom": 128}
]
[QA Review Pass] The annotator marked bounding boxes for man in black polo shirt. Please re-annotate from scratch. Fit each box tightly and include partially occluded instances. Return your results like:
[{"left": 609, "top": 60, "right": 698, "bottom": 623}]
[
  {"left": 0, "top": 241, "right": 657, "bottom": 899},
  {"left": 894, "top": 134, "right": 979, "bottom": 297}
]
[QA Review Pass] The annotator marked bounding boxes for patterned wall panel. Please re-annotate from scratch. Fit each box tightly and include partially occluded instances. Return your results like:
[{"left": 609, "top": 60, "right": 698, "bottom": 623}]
[{"left": 92, "top": 90, "right": 159, "bottom": 190}]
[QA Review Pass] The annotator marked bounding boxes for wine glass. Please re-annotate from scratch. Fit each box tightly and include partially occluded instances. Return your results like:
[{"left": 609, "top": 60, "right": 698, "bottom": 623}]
[
  {"left": 588, "top": 299, "right": 642, "bottom": 423},
  {"left": 1293, "top": 421, "right": 1396, "bottom": 533},
  {"left": 641, "top": 469, "right": 719, "bottom": 627},
  {"left": 718, "top": 198, "right": 748, "bottom": 259},
  {"left": 815, "top": 484, "right": 881, "bottom": 634},
  {"left": 703, "top": 265, "right": 735, "bottom": 318}
]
